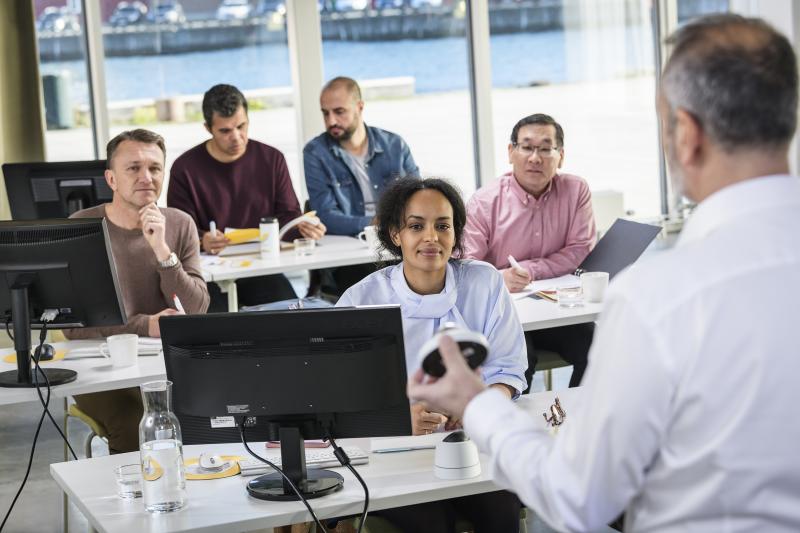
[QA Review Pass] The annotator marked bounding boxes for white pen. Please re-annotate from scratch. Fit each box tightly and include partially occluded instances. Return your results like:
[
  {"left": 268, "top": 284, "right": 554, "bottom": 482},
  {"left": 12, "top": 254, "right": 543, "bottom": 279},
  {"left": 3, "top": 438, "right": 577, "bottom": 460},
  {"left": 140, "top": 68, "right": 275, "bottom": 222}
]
[
  {"left": 209, "top": 220, "right": 217, "bottom": 237},
  {"left": 172, "top": 293, "right": 186, "bottom": 314},
  {"left": 507, "top": 255, "right": 527, "bottom": 274}
]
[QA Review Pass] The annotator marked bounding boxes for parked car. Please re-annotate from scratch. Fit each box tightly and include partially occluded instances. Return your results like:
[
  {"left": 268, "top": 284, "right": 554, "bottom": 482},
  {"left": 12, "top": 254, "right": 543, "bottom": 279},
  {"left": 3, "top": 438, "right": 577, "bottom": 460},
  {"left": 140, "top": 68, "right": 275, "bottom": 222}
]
[
  {"left": 373, "top": 0, "right": 406, "bottom": 9},
  {"left": 149, "top": 1, "right": 186, "bottom": 24},
  {"left": 408, "top": 0, "right": 443, "bottom": 7},
  {"left": 37, "top": 6, "right": 80, "bottom": 33},
  {"left": 216, "top": 0, "right": 252, "bottom": 20},
  {"left": 332, "top": 0, "right": 370, "bottom": 11},
  {"left": 109, "top": 1, "right": 148, "bottom": 26},
  {"left": 254, "top": 0, "right": 286, "bottom": 16}
]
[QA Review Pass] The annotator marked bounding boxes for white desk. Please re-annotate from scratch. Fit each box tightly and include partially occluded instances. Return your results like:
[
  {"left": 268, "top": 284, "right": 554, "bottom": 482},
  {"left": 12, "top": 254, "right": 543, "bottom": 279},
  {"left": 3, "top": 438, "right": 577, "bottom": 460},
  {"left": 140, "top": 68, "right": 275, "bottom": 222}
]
[
  {"left": 201, "top": 235, "right": 389, "bottom": 312},
  {"left": 50, "top": 388, "right": 581, "bottom": 533},
  {"left": 0, "top": 341, "right": 166, "bottom": 407},
  {"left": 515, "top": 296, "right": 601, "bottom": 332}
]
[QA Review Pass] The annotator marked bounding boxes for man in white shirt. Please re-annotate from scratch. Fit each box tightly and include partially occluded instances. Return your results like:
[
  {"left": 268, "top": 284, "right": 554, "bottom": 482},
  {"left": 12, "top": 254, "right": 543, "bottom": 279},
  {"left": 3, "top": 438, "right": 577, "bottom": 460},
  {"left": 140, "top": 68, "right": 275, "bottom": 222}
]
[{"left": 408, "top": 14, "right": 800, "bottom": 532}]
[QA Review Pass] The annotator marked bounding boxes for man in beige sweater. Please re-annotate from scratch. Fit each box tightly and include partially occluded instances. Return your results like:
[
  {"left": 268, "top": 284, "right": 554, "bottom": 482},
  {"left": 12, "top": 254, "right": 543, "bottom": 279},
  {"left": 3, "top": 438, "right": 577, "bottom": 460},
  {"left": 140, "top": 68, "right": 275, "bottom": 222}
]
[{"left": 65, "top": 129, "right": 209, "bottom": 453}]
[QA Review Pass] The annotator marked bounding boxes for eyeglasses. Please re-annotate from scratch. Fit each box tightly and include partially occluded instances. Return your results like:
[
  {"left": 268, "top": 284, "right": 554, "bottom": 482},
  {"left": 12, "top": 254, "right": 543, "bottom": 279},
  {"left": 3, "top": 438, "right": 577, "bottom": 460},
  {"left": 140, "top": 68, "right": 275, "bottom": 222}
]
[
  {"left": 513, "top": 143, "right": 560, "bottom": 159},
  {"left": 542, "top": 397, "right": 566, "bottom": 427}
]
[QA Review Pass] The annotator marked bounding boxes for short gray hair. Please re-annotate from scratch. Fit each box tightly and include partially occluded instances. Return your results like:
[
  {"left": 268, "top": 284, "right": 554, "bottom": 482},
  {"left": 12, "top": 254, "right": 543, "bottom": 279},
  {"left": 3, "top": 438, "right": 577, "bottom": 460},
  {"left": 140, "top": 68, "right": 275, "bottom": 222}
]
[
  {"left": 106, "top": 129, "right": 166, "bottom": 169},
  {"left": 661, "top": 14, "right": 797, "bottom": 152}
]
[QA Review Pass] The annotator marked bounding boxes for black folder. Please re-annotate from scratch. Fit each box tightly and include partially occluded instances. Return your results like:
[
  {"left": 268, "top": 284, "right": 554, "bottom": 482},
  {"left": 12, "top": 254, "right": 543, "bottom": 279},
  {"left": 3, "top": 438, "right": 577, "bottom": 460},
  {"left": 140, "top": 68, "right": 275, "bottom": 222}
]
[{"left": 574, "top": 219, "right": 662, "bottom": 279}]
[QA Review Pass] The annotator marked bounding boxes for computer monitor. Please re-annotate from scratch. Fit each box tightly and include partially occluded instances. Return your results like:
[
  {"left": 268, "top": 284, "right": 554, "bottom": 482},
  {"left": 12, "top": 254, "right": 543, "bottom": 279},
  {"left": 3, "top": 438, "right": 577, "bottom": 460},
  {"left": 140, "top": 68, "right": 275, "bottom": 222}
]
[
  {"left": 160, "top": 306, "right": 412, "bottom": 501},
  {"left": 0, "top": 218, "right": 127, "bottom": 387},
  {"left": 2, "top": 160, "right": 111, "bottom": 220}
]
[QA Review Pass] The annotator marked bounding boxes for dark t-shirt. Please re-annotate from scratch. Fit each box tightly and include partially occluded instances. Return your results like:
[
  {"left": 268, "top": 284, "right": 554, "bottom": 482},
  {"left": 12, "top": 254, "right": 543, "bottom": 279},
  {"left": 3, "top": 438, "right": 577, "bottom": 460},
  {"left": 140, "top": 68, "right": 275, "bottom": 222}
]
[{"left": 167, "top": 139, "right": 303, "bottom": 240}]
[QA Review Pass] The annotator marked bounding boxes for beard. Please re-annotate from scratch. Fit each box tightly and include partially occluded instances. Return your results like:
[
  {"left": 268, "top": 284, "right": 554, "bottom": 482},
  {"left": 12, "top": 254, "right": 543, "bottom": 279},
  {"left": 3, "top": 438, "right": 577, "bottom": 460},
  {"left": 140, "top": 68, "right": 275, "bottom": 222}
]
[{"left": 327, "top": 123, "right": 357, "bottom": 142}]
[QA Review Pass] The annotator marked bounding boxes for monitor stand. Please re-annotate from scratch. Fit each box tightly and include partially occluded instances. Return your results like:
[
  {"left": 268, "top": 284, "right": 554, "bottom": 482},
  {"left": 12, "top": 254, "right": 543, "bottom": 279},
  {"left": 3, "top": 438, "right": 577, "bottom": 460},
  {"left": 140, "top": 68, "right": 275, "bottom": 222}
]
[
  {"left": 0, "top": 279, "right": 77, "bottom": 388},
  {"left": 247, "top": 426, "right": 343, "bottom": 501}
]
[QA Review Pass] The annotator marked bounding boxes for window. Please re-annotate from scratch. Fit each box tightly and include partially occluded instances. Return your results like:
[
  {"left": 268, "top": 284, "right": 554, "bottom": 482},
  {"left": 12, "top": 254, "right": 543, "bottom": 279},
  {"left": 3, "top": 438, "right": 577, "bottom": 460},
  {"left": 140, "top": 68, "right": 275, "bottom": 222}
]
[
  {"left": 489, "top": 0, "right": 661, "bottom": 218},
  {"left": 36, "top": 0, "right": 94, "bottom": 161},
  {"left": 98, "top": 2, "right": 297, "bottom": 195},
  {"left": 321, "top": 4, "right": 477, "bottom": 196}
]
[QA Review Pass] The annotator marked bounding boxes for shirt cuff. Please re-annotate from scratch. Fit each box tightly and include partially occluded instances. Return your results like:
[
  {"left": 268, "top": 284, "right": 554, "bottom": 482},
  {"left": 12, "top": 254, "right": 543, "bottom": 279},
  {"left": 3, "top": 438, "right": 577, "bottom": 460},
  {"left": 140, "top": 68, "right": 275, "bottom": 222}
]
[
  {"left": 463, "top": 387, "right": 513, "bottom": 451},
  {"left": 485, "top": 377, "right": 523, "bottom": 399}
]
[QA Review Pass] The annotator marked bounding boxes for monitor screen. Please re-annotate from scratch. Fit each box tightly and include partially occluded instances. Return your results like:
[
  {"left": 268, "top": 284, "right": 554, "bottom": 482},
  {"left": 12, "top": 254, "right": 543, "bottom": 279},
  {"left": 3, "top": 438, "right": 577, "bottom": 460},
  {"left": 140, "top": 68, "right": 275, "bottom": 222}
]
[
  {"left": 160, "top": 306, "right": 412, "bottom": 445},
  {"left": 2, "top": 160, "right": 111, "bottom": 220},
  {"left": 0, "top": 218, "right": 127, "bottom": 387}
]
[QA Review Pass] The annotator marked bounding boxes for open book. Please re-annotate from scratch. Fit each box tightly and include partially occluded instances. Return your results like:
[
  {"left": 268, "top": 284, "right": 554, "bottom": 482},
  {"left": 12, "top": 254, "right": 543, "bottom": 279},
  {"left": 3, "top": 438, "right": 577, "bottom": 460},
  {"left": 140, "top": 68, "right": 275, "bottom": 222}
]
[{"left": 218, "top": 212, "right": 319, "bottom": 257}]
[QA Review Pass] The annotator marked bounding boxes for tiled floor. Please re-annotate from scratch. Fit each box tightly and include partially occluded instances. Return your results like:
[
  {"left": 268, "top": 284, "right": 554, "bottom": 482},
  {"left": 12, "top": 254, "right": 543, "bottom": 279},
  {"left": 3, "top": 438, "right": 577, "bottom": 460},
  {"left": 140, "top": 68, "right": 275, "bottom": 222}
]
[{"left": 0, "top": 366, "right": 586, "bottom": 533}]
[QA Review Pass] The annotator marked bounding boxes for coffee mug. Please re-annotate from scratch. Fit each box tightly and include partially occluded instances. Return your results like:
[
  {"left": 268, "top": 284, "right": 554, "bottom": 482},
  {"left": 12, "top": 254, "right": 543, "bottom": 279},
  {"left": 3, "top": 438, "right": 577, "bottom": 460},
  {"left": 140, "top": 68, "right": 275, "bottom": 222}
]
[
  {"left": 357, "top": 225, "right": 380, "bottom": 250},
  {"left": 100, "top": 333, "right": 139, "bottom": 368},
  {"left": 580, "top": 272, "right": 609, "bottom": 303}
]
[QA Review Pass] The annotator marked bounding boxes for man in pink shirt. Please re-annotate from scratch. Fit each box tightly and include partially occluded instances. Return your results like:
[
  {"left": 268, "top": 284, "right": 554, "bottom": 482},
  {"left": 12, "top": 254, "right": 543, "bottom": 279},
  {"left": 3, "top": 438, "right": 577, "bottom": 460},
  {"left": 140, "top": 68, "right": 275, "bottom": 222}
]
[{"left": 463, "top": 113, "right": 595, "bottom": 388}]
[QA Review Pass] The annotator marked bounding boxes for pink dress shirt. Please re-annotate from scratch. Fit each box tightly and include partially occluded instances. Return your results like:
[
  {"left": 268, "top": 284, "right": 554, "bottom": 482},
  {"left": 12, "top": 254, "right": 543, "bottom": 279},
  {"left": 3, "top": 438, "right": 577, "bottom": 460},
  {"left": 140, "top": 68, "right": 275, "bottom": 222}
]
[{"left": 463, "top": 172, "right": 596, "bottom": 280}]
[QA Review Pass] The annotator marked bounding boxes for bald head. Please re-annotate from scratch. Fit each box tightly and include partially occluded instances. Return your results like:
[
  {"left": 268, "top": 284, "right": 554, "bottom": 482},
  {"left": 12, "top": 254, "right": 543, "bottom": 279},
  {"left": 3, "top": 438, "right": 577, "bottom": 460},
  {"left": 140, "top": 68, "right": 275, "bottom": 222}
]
[
  {"left": 321, "top": 76, "right": 362, "bottom": 104},
  {"left": 661, "top": 14, "right": 797, "bottom": 152}
]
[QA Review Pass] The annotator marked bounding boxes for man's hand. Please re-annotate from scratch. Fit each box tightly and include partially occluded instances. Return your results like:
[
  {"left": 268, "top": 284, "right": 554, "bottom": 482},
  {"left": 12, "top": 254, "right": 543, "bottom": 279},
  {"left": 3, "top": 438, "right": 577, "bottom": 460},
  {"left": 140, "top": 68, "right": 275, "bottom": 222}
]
[
  {"left": 410, "top": 403, "right": 447, "bottom": 435},
  {"left": 502, "top": 266, "right": 532, "bottom": 293},
  {"left": 407, "top": 335, "right": 487, "bottom": 421},
  {"left": 202, "top": 230, "right": 230, "bottom": 254},
  {"left": 298, "top": 218, "right": 326, "bottom": 240},
  {"left": 148, "top": 308, "right": 180, "bottom": 338},
  {"left": 139, "top": 204, "right": 171, "bottom": 261}
]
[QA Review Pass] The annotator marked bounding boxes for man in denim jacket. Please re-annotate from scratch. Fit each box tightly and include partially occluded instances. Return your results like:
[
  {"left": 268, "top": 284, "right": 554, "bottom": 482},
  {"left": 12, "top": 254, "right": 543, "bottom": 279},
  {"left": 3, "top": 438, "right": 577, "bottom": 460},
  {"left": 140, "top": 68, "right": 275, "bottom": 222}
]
[{"left": 304, "top": 77, "right": 419, "bottom": 237}]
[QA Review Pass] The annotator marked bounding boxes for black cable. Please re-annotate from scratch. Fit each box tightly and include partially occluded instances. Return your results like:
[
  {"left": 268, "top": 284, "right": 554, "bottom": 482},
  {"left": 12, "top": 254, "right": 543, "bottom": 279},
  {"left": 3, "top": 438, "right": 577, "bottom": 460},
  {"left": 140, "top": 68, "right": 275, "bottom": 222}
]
[
  {"left": 328, "top": 435, "right": 369, "bottom": 533},
  {"left": 0, "top": 363, "right": 51, "bottom": 532},
  {"left": 238, "top": 422, "right": 327, "bottom": 532},
  {"left": 30, "top": 324, "right": 78, "bottom": 461},
  {"left": 4, "top": 317, "right": 13, "bottom": 342}
]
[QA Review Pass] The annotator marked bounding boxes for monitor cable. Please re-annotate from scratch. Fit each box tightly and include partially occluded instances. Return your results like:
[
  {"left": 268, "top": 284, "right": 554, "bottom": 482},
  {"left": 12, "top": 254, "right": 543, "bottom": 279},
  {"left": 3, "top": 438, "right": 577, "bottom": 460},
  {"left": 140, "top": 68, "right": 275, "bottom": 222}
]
[
  {"left": 238, "top": 421, "right": 328, "bottom": 532},
  {"left": 328, "top": 435, "right": 369, "bottom": 533},
  {"left": 0, "top": 321, "right": 76, "bottom": 532}
]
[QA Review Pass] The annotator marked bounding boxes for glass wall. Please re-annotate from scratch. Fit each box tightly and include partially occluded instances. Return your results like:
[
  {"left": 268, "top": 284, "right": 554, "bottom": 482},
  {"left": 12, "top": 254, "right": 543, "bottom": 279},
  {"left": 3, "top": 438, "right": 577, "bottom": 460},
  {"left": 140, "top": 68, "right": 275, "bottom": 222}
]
[
  {"left": 489, "top": 0, "right": 660, "bottom": 219},
  {"left": 35, "top": 0, "right": 95, "bottom": 161},
  {"left": 321, "top": 3, "right": 477, "bottom": 196},
  {"left": 97, "top": 1, "right": 297, "bottom": 199}
]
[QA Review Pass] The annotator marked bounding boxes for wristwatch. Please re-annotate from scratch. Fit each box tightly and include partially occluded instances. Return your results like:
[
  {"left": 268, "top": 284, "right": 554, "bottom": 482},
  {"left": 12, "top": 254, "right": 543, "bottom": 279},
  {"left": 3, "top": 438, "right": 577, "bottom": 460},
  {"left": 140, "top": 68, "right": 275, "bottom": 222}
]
[{"left": 157, "top": 252, "right": 179, "bottom": 269}]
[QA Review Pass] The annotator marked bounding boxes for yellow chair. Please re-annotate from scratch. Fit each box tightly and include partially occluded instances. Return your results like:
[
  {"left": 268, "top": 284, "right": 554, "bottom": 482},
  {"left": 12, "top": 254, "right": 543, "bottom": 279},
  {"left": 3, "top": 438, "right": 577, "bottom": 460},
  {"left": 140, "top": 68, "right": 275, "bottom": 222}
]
[{"left": 62, "top": 400, "right": 109, "bottom": 533}]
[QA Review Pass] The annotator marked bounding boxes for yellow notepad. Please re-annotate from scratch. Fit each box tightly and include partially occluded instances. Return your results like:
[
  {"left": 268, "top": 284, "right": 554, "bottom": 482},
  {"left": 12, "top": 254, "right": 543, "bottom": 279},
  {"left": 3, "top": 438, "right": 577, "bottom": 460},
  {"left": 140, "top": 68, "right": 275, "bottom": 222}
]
[{"left": 224, "top": 228, "right": 260, "bottom": 245}]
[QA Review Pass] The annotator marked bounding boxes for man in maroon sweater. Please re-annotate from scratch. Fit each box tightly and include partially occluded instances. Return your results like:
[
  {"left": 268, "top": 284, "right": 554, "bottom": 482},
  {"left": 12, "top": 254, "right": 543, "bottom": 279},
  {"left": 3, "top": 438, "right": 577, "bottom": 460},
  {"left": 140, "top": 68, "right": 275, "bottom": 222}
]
[{"left": 167, "top": 84, "right": 326, "bottom": 311}]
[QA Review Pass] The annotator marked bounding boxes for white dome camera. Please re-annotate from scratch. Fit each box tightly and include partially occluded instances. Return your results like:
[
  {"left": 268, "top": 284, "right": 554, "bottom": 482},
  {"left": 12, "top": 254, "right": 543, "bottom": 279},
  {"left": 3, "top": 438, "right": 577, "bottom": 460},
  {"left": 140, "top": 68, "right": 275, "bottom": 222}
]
[{"left": 418, "top": 322, "right": 489, "bottom": 378}]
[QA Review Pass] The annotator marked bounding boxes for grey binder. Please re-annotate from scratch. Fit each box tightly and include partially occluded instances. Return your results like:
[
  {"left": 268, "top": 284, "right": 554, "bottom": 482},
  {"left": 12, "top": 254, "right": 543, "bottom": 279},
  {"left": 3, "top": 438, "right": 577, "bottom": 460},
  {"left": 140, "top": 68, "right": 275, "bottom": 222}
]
[{"left": 575, "top": 219, "right": 661, "bottom": 279}]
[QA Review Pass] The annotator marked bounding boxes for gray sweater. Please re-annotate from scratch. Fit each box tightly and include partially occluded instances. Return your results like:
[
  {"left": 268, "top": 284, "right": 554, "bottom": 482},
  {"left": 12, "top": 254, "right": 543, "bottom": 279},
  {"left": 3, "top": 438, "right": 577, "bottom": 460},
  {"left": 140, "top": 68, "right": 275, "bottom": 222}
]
[{"left": 64, "top": 204, "right": 209, "bottom": 339}]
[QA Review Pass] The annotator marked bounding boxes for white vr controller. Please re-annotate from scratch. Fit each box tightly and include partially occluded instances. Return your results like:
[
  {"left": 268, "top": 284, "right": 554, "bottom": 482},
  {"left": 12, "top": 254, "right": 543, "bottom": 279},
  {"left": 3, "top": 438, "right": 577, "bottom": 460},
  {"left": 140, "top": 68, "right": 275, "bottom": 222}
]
[{"left": 418, "top": 322, "right": 489, "bottom": 378}]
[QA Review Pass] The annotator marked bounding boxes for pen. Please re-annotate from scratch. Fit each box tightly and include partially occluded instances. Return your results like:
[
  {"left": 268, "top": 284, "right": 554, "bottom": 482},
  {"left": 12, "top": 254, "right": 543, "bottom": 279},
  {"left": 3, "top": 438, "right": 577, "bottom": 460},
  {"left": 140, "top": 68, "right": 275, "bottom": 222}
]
[
  {"left": 209, "top": 220, "right": 217, "bottom": 237},
  {"left": 507, "top": 255, "right": 527, "bottom": 274},
  {"left": 172, "top": 293, "right": 186, "bottom": 314}
]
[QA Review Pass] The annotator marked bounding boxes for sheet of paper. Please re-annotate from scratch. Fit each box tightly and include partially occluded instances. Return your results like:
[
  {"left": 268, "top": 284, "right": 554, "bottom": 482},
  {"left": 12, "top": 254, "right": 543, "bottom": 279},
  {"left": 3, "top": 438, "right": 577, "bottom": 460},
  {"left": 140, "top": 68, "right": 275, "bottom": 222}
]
[
  {"left": 511, "top": 274, "right": 581, "bottom": 300},
  {"left": 370, "top": 431, "right": 452, "bottom": 453}
]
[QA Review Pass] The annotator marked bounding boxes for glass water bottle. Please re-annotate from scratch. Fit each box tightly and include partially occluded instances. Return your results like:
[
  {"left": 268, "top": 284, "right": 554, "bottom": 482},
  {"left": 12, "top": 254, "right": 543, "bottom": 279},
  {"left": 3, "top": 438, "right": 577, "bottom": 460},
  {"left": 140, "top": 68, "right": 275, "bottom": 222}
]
[{"left": 138, "top": 380, "right": 186, "bottom": 513}]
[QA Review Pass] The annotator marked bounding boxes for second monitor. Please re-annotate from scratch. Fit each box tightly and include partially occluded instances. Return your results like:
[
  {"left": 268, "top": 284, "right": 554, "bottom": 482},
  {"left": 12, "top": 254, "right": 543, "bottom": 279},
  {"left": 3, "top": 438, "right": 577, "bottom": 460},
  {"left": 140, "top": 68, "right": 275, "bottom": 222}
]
[
  {"left": 160, "top": 306, "right": 412, "bottom": 500},
  {"left": 2, "top": 160, "right": 111, "bottom": 220}
]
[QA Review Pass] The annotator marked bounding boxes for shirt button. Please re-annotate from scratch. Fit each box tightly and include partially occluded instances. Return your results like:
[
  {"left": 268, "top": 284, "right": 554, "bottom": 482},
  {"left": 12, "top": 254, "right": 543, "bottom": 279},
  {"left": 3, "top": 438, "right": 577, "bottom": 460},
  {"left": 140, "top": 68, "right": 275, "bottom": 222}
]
[{"left": 535, "top": 232, "right": 540, "bottom": 236}]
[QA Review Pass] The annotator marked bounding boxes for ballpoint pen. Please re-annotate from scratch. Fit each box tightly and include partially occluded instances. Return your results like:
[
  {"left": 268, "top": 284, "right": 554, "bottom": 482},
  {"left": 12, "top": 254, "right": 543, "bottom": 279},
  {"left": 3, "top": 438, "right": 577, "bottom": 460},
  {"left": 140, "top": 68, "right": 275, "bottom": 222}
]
[
  {"left": 507, "top": 255, "right": 527, "bottom": 274},
  {"left": 172, "top": 293, "right": 186, "bottom": 314},
  {"left": 209, "top": 220, "right": 217, "bottom": 237}
]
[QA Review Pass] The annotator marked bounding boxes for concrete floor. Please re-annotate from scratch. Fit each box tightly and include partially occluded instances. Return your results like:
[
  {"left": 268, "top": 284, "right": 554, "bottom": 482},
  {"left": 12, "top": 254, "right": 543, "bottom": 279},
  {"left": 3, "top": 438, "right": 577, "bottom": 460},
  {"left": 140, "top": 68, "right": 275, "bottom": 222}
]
[{"left": 0, "top": 366, "right": 600, "bottom": 533}]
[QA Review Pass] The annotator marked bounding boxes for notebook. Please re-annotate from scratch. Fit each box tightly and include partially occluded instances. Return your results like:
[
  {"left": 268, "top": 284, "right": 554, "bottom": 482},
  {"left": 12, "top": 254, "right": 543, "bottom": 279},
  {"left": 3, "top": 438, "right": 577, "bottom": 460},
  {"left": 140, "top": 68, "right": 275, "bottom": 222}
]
[{"left": 574, "top": 218, "right": 661, "bottom": 279}]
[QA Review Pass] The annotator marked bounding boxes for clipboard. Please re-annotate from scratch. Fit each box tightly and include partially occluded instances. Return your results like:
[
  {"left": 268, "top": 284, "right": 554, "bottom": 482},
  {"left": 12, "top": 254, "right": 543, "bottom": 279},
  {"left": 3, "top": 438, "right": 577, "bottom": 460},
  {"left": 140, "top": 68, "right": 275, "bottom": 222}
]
[{"left": 575, "top": 218, "right": 661, "bottom": 279}]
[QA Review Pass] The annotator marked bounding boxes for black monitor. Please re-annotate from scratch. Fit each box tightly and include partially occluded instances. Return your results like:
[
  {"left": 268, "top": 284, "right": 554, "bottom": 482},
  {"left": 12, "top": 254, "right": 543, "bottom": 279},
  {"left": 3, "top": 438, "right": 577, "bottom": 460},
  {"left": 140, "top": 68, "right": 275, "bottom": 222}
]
[
  {"left": 160, "top": 306, "right": 412, "bottom": 501},
  {"left": 0, "top": 218, "right": 127, "bottom": 387},
  {"left": 2, "top": 160, "right": 111, "bottom": 220}
]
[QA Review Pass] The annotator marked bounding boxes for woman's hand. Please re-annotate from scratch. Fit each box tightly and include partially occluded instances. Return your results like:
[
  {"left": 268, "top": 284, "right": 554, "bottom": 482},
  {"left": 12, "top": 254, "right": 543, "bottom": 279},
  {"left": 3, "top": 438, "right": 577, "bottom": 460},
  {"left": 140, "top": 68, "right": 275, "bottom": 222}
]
[{"left": 410, "top": 402, "right": 447, "bottom": 435}]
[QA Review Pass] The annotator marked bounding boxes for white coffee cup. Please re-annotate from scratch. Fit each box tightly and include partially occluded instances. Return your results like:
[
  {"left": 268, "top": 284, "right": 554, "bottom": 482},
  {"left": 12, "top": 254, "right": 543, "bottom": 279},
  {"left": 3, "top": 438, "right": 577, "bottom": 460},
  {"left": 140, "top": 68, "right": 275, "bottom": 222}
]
[
  {"left": 357, "top": 225, "right": 380, "bottom": 251},
  {"left": 580, "top": 272, "right": 609, "bottom": 303},
  {"left": 100, "top": 334, "right": 139, "bottom": 368}
]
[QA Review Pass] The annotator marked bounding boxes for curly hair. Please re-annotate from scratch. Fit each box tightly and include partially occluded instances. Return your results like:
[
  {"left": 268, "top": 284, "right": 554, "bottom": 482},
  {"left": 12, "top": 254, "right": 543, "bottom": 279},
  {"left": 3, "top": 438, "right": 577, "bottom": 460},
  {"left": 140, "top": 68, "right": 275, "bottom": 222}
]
[{"left": 375, "top": 177, "right": 467, "bottom": 261}]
